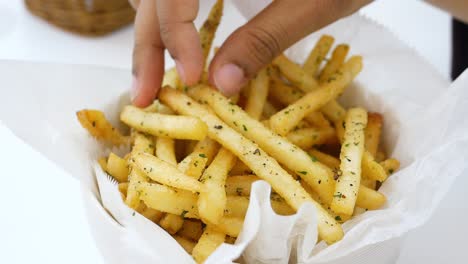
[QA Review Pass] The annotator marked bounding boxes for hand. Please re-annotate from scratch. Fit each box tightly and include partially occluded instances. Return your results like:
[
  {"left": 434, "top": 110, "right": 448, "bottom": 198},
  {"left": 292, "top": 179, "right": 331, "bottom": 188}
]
[{"left": 130, "top": 0, "right": 371, "bottom": 107}]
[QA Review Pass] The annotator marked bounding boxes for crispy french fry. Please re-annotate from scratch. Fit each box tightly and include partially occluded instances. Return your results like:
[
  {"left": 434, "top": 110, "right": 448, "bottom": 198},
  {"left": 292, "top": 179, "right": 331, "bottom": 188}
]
[
  {"left": 131, "top": 131, "right": 156, "bottom": 154},
  {"left": 162, "top": 67, "right": 182, "bottom": 90},
  {"left": 160, "top": 87, "right": 343, "bottom": 244},
  {"left": 244, "top": 68, "right": 269, "bottom": 120},
  {"left": 214, "top": 217, "right": 243, "bottom": 237},
  {"left": 156, "top": 137, "right": 177, "bottom": 165},
  {"left": 107, "top": 152, "right": 129, "bottom": 183},
  {"left": 98, "top": 157, "right": 108, "bottom": 172},
  {"left": 125, "top": 166, "right": 148, "bottom": 209},
  {"left": 225, "top": 196, "right": 249, "bottom": 218},
  {"left": 331, "top": 108, "right": 368, "bottom": 216},
  {"left": 199, "top": 148, "right": 237, "bottom": 224},
  {"left": 308, "top": 149, "right": 340, "bottom": 170},
  {"left": 160, "top": 214, "right": 185, "bottom": 234},
  {"left": 120, "top": 105, "right": 208, "bottom": 140},
  {"left": 273, "top": 54, "right": 319, "bottom": 92},
  {"left": 186, "top": 85, "right": 336, "bottom": 205},
  {"left": 321, "top": 100, "right": 347, "bottom": 124},
  {"left": 76, "top": 109, "right": 128, "bottom": 145},
  {"left": 262, "top": 101, "right": 279, "bottom": 119},
  {"left": 376, "top": 151, "right": 386, "bottom": 163},
  {"left": 229, "top": 160, "right": 253, "bottom": 175},
  {"left": 319, "top": 44, "right": 349, "bottom": 83},
  {"left": 177, "top": 220, "right": 204, "bottom": 241},
  {"left": 365, "top": 113, "right": 383, "bottom": 156},
  {"left": 357, "top": 185, "right": 386, "bottom": 210},
  {"left": 304, "top": 35, "right": 335, "bottom": 77},
  {"left": 380, "top": 158, "right": 400, "bottom": 176},
  {"left": 174, "top": 235, "right": 196, "bottom": 254},
  {"left": 225, "top": 236, "right": 237, "bottom": 244},
  {"left": 361, "top": 177, "right": 376, "bottom": 190},
  {"left": 118, "top": 182, "right": 128, "bottom": 198},
  {"left": 361, "top": 151, "right": 388, "bottom": 182},
  {"left": 192, "top": 226, "right": 225, "bottom": 263},
  {"left": 286, "top": 127, "right": 337, "bottom": 149},
  {"left": 179, "top": 138, "right": 219, "bottom": 179},
  {"left": 137, "top": 182, "right": 199, "bottom": 218},
  {"left": 225, "top": 175, "right": 261, "bottom": 196},
  {"left": 270, "top": 56, "right": 363, "bottom": 136},
  {"left": 270, "top": 194, "right": 295, "bottom": 215},
  {"left": 141, "top": 206, "right": 164, "bottom": 222},
  {"left": 133, "top": 152, "right": 203, "bottom": 193}
]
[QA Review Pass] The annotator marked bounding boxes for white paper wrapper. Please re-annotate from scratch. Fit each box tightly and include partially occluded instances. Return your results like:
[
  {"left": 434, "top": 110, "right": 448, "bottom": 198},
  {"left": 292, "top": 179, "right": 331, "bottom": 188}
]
[{"left": 1, "top": 9, "right": 468, "bottom": 264}]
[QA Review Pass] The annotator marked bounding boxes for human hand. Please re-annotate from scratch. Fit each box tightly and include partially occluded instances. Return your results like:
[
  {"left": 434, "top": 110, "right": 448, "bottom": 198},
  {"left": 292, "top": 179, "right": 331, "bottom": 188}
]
[{"left": 129, "top": 0, "right": 371, "bottom": 107}]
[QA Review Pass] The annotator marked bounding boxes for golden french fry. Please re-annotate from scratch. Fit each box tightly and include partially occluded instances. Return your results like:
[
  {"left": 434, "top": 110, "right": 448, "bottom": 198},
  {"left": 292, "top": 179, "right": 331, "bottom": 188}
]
[
  {"left": 125, "top": 166, "right": 148, "bottom": 209},
  {"left": 199, "top": 148, "right": 237, "bottom": 224},
  {"left": 286, "top": 126, "right": 337, "bottom": 149},
  {"left": 160, "top": 87, "right": 343, "bottom": 244},
  {"left": 376, "top": 151, "right": 386, "bottom": 163},
  {"left": 214, "top": 217, "right": 243, "bottom": 237},
  {"left": 177, "top": 220, "right": 204, "bottom": 241},
  {"left": 361, "top": 151, "right": 388, "bottom": 182},
  {"left": 365, "top": 113, "right": 383, "bottom": 156},
  {"left": 225, "top": 196, "right": 249, "bottom": 218},
  {"left": 225, "top": 175, "right": 261, "bottom": 196},
  {"left": 321, "top": 100, "right": 347, "bottom": 124},
  {"left": 380, "top": 158, "right": 400, "bottom": 176},
  {"left": 186, "top": 85, "right": 336, "bottom": 205},
  {"left": 120, "top": 105, "right": 208, "bottom": 140},
  {"left": 159, "top": 214, "right": 185, "bottom": 234},
  {"left": 131, "top": 131, "right": 156, "bottom": 154},
  {"left": 107, "top": 152, "right": 129, "bottom": 183},
  {"left": 179, "top": 137, "right": 219, "bottom": 179},
  {"left": 156, "top": 137, "right": 177, "bottom": 165},
  {"left": 133, "top": 152, "right": 203, "bottom": 193},
  {"left": 137, "top": 182, "right": 199, "bottom": 218},
  {"left": 173, "top": 235, "right": 196, "bottom": 254},
  {"left": 270, "top": 194, "right": 295, "bottom": 215},
  {"left": 270, "top": 56, "right": 363, "bottom": 136},
  {"left": 361, "top": 177, "right": 376, "bottom": 190},
  {"left": 357, "top": 185, "right": 386, "bottom": 210},
  {"left": 76, "top": 109, "right": 128, "bottom": 145},
  {"left": 304, "top": 35, "right": 335, "bottom": 77},
  {"left": 225, "top": 236, "right": 236, "bottom": 244},
  {"left": 331, "top": 108, "right": 368, "bottom": 216},
  {"left": 262, "top": 101, "right": 279, "bottom": 119},
  {"left": 118, "top": 182, "right": 128, "bottom": 198},
  {"left": 273, "top": 54, "right": 318, "bottom": 92},
  {"left": 98, "top": 157, "right": 108, "bottom": 172},
  {"left": 192, "top": 226, "right": 225, "bottom": 263},
  {"left": 141, "top": 206, "right": 164, "bottom": 222},
  {"left": 162, "top": 67, "right": 182, "bottom": 90},
  {"left": 307, "top": 149, "right": 340, "bottom": 170},
  {"left": 319, "top": 44, "right": 349, "bottom": 83},
  {"left": 229, "top": 160, "right": 253, "bottom": 175},
  {"left": 244, "top": 67, "right": 269, "bottom": 120}
]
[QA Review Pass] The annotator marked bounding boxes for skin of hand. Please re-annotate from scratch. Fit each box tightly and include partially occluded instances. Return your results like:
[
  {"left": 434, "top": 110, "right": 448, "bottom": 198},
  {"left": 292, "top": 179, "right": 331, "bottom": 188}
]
[{"left": 129, "top": 0, "right": 373, "bottom": 107}]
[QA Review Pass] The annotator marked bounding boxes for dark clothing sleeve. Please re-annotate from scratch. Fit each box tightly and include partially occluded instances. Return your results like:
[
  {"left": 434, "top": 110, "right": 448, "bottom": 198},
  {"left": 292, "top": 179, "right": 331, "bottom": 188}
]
[{"left": 452, "top": 19, "right": 468, "bottom": 80}]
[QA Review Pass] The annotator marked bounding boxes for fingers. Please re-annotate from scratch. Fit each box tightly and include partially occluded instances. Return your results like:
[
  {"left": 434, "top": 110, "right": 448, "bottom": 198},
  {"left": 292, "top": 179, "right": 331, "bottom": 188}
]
[
  {"left": 156, "top": 0, "right": 203, "bottom": 85},
  {"left": 209, "top": 0, "right": 371, "bottom": 96},
  {"left": 132, "top": 0, "right": 165, "bottom": 107}
]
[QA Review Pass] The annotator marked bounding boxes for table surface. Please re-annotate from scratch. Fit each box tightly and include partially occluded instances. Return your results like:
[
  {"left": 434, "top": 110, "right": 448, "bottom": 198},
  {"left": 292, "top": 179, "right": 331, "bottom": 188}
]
[{"left": 1, "top": 0, "right": 467, "bottom": 263}]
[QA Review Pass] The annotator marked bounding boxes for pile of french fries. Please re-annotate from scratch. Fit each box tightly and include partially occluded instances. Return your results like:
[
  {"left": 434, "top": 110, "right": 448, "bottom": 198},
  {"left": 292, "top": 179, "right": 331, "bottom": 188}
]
[{"left": 76, "top": 0, "right": 400, "bottom": 262}]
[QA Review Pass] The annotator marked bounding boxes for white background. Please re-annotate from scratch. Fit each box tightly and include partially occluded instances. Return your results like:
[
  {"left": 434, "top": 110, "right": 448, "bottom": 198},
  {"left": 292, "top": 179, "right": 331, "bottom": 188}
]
[{"left": 0, "top": 0, "right": 467, "bottom": 263}]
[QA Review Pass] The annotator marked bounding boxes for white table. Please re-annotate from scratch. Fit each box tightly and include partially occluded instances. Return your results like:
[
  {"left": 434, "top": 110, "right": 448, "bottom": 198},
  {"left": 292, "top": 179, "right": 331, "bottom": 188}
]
[{"left": 0, "top": 0, "right": 466, "bottom": 263}]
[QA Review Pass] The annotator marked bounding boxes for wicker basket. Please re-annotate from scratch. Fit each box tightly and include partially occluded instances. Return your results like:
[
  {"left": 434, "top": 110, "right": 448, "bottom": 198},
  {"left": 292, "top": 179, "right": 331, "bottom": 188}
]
[{"left": 25, "top": 0, "right": 136, "bottom": 36}]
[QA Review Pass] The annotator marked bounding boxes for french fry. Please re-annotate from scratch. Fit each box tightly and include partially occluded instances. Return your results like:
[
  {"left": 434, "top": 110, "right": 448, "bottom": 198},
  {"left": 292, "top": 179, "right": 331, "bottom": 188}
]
[
  {"left": 137, "top": 182, "right": 199, "bottom": 218},
  {"left": 192, "top": 226, "right": 225, "bottom": 264},
  {"left": 186, "top": 85, "right": 336, "bottom": 205},
  {"left": 365, "top": 113, "right": 383, "bottom": 156},
  {"left": 120, "top": 105, "right": 208, "bottom": 140},
  {"left": 321, "top": 100, "right": 347, "bottom": 123},
  {"left": 269, "top": 56, "right": 363, "bottom": 136},
  {"left": 380, "top": 158, "right": 400, "bottom": 176},
  {"left": 118, "top": 182, "right": 128, "bottom": 198},
  {"left": 361, "top": 151, "right": 388, "bottom": 182},
  {"left": 160, "top": 214, "right": 185, "bottom": 234},
  {"left": 361, "top": 177, "right": 376, "bottom": 190},
  {"left": 307, "top": 149, "right": 340, "bottom": 170},
  {"left": 286, "top": 126, "right": 337, "bottom": 149},
  {"left": 98, "top": 157, "right": 108, "bottom": 172},
  {"left": 156, "top": 137, "right": 177, "bottom": 165},
  {"left": 376, "top": 151, "right": 386, "bottom": 163},
  {"left": 304, "top": 35, "right": 335, "bottom": 77},
  {"left": 270, "top": 194, "right": 295, "bottom": 215},
  {"left": 76, "top": 109, "right": 128, "bottom": 145},
  {"left": 125, "top": 166, "right": 148, "bottom": 209},
  {"left": 173, "top": 235, "right": 196, "bottom": 254},
  {"left": 262, "top": 101, "right": 279, "bottom": 119},
  {"left": 224, "top": 196, "right": 249, "bottom": 218},
  {"left": 244, "top": 67, "right": 269, "bottom": 120},
  {"left": 225, "top": 175, "right": 261, "bottom": 196},
  {"left": 319, "top": 44, "right": 350, "bottom": 83},
  {"left": 273, "top": 54, "right": 319, "bottom": 92},
  {"left": 229, "top": 160, "right": 253, "bottom": 175},
  {"left": 357, "top": 185, "right": 386, "bottom": 210},
  {"left": 133, "top": 152, "right": 203, "bottom": 193},
  {"left": 331, "top": 108, "right": 368, "bottom": 216},
  {"left": 199, "top": 148, "right": 237, "bottom": 224},
  {"left": 160, "top": 87, "right": 343, "bottom": 244},
  {"left": 179, "top": 137, "right": 219, "bottom": 179},
  {"left": 107, "top": 152, "right": 129, "bottom": 183},
  {"left": 225, "top": 236, "right": 237, "bottom": 244},
  {"left": 177, "top": 220, "right": 204, "bottom": 241},
  {"left": 162, "top": 67, "right": 182, "bottom": 90},
  {"left": 141, "top": 205, "right": 164, "bottom": 222},
  {"left": 214, "top": 217, "right": 243, "bottom": 237},
  {"left": 131, "top": 131, "right": 156, "bottom": 154}
]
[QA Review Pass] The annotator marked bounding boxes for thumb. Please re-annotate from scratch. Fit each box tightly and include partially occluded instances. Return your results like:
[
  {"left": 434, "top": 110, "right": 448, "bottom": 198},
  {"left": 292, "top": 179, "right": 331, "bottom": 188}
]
[{"left": 209, "top": 0, "right": 371, "bottom": 96}]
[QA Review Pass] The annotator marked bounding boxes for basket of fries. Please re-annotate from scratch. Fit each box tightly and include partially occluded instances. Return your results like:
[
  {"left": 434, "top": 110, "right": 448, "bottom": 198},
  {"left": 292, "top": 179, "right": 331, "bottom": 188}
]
[
  {"left": 24, "top": 0, "right": 135, "bottom": 36},
  {"left": 2, "top": 0, "right": 468, "bottom": 263}
]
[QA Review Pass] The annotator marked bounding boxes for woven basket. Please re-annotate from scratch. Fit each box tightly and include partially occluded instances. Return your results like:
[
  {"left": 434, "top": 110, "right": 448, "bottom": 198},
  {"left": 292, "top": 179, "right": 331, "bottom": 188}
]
[{"left": 25, "top": 0, "right": 136, "bottom": 36}]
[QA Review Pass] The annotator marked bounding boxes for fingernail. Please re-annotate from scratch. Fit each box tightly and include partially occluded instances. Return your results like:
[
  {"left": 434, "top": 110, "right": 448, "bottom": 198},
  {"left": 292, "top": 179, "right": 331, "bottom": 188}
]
[
  {"left": 175, "top": 59, "right": 186, "bottom": 84},
  {"left": 130, "top": 75, "right": 138, "bottom": 103},
  {"left": 214, "top": 64, "right": 246, "bottom": 96}
]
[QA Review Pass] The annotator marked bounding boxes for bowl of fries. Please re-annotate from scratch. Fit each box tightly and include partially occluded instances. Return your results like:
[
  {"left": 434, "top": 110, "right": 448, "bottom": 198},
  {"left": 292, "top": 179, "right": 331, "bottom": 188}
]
[{"left": 1, "top": 0, "right": 468, "bottom": 264}]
